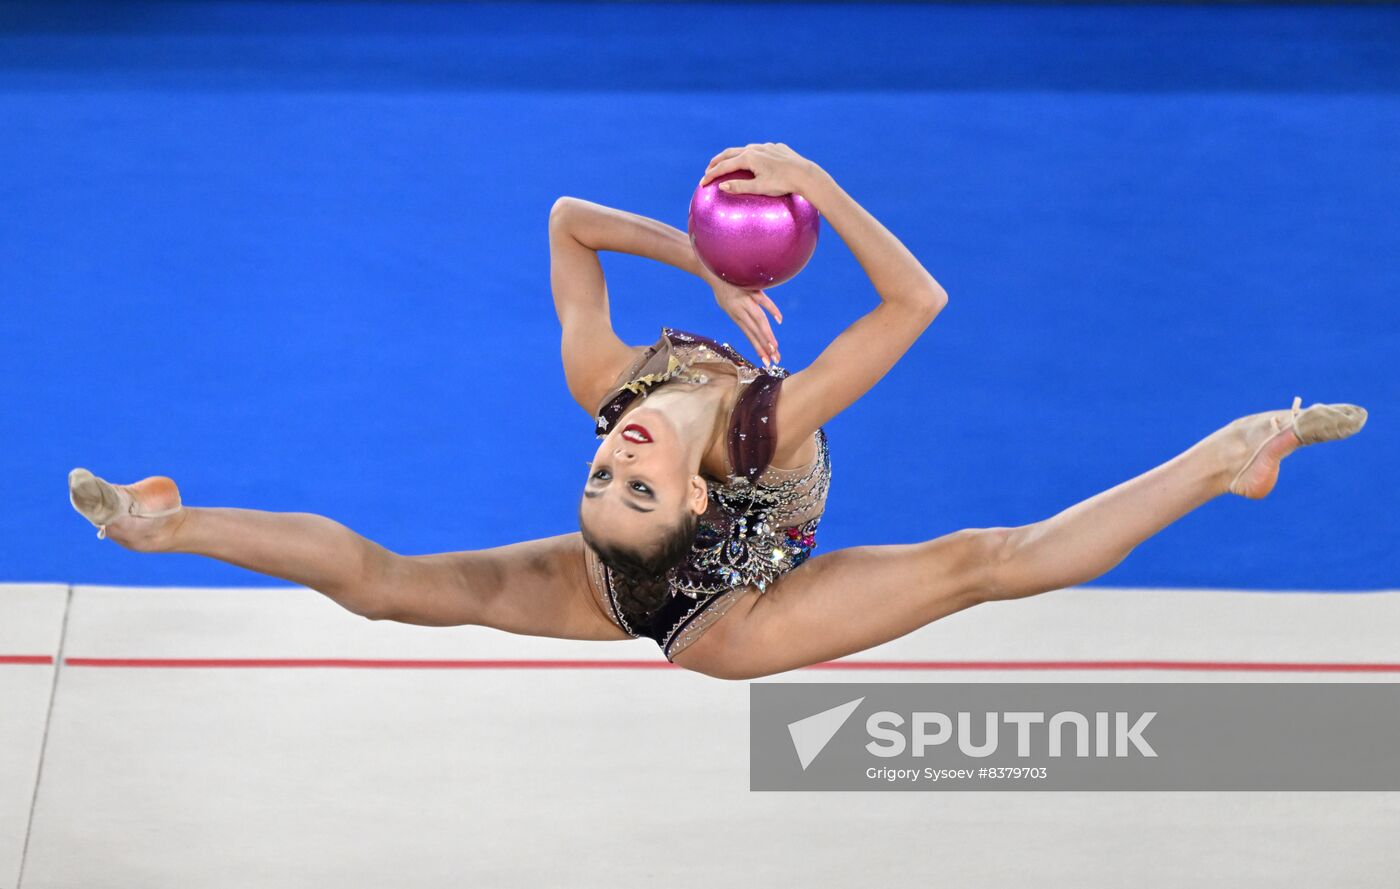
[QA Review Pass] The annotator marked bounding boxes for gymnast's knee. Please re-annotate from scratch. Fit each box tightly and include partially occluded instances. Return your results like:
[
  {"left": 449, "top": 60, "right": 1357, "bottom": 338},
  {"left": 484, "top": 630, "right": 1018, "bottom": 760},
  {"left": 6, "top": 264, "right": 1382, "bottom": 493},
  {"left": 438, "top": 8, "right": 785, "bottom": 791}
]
[
  {"left": 339, "top": 566, "right": 408, "bottom": 622},
  {"left": 349, "top": 550, "right": 486, "bottom": 626},
  {"left": 942, "top": 525, "right": 1022, "bottom": 604},
  {"left": 312, "top": 552, "right": 399, "bottom": 622}
]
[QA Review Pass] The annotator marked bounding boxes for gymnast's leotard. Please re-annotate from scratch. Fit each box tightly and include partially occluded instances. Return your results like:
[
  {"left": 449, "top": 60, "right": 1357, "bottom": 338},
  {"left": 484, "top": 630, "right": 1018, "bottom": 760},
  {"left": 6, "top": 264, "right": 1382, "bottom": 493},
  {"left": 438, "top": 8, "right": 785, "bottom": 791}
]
[{"left": 583, "top": 328, "right": 832, "bottom": 660}]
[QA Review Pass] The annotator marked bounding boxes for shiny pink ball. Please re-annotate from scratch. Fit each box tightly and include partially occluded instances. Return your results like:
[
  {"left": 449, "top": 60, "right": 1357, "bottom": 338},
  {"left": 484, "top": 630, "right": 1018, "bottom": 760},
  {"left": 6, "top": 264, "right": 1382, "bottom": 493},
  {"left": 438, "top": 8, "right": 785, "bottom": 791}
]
[{"left": 688, "top": 170, "right": 820, "bottom": 289}]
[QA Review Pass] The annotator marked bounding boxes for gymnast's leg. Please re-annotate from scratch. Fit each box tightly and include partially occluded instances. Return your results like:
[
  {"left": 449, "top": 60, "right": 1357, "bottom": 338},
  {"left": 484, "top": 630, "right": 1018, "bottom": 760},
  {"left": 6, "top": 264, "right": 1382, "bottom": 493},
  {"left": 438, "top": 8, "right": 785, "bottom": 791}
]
[
  {"left": 673, "top": 401, "right": 1366, "bottom": 679},
  {"left": 78, "top": 490, "right": 626, "bottom": 641}
]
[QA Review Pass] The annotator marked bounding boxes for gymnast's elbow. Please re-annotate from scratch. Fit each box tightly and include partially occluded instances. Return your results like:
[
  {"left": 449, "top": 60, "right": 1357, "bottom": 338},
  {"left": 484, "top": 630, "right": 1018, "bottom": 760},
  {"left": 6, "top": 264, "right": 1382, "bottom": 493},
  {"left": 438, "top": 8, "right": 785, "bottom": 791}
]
[
  {"left": 925, "top": 280, "right": 950, "bottom": 313},
  {"left": 549, "top": 196, "right": 582, "bottom": 228},
  {"left": 899, "top": 283, "right": 948, "bottom": 326}
]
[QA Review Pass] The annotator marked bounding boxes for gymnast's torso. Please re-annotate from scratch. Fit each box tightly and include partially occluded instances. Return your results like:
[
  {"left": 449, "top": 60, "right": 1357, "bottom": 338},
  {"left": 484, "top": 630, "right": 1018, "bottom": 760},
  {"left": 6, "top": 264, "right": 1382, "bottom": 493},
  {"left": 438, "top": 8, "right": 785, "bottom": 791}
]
[{"left": 582, "top": 327, "right": 832, "bottom": 659}]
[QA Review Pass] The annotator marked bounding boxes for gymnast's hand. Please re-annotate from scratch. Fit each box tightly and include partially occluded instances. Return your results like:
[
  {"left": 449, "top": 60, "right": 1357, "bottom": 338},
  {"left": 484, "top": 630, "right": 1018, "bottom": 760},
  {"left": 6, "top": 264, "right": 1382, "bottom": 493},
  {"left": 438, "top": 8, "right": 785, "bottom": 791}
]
[
  {"left": 704, "top": 266, "right": 782, "bottom": 368},
  {"left": 699, "top": 142, "right": 821, "bottom": 197}
]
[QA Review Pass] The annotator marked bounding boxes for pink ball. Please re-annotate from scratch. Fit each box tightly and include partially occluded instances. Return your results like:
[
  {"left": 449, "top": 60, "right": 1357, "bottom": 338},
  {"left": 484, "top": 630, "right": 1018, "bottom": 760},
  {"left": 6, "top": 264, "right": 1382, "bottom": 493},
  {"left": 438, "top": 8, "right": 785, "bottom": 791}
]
[{"left": 688, "top": 170, "right": 820, "bottom": 290}]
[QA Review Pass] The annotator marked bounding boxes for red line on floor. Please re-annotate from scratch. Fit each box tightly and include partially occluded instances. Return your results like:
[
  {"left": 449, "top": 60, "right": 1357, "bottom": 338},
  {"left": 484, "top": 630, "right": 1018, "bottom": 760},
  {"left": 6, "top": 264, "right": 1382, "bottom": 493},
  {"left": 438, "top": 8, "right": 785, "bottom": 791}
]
[
  {"left": 65, "top": 657, "right": 679, "bottom": 670},
  {"left": 0, "top": 655, "right": 53, "bottom": 665},
  {"left": 58, "top": 657, "right": 1400, "bottom": 672}
]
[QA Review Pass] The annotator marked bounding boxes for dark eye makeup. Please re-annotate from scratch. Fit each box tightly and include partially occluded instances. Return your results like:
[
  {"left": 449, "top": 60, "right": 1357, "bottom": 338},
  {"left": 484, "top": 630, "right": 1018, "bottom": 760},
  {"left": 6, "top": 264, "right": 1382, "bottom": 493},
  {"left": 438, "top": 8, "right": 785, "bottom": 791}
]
[{"left": 588, "top": 467, "right": 654, "bottom": 498}]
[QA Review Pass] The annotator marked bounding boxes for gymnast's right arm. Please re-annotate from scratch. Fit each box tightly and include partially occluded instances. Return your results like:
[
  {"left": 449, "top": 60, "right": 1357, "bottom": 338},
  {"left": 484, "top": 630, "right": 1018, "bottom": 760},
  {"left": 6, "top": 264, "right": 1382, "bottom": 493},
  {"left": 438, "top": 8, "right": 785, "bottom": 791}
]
[{"left": 549, "top": 196, "right": 712, "bottom": 415}]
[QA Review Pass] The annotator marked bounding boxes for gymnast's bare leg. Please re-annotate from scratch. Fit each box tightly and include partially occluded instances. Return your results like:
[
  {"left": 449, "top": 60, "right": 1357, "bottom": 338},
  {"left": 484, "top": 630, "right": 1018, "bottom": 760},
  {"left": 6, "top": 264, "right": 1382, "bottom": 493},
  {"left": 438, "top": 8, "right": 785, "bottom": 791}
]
[
  {"left": 81, "top": 502, "right": 626, "bottom": 642},
  {"left": 671, "top": 400, "right": 1364, "bottom": 680}
]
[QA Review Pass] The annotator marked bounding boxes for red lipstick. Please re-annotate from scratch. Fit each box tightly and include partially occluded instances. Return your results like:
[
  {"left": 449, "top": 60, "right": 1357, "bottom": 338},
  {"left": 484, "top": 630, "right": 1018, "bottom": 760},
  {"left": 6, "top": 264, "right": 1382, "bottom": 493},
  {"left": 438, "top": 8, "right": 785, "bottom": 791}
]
[{"left": 621, "top": 423, "right": 653, "bottom": 444}]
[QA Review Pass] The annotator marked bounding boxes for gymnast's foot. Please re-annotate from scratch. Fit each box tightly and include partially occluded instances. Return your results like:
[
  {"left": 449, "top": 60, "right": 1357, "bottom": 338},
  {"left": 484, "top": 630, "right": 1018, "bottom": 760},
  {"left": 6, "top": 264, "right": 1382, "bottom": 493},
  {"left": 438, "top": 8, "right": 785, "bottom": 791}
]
[
  {"left": 68, "top": 468, "right": 185, "bottom": 551},
  {"left": 1220, "top": 397, "right": 1368, "bottom": 499}
]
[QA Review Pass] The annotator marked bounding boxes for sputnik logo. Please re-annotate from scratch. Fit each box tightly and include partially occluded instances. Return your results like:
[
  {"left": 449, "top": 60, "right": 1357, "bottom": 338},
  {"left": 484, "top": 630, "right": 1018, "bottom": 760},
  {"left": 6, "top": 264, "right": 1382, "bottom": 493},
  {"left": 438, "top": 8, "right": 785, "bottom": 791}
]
[{"left": 786, "top": 697, "right": 864, "bottom": 770}]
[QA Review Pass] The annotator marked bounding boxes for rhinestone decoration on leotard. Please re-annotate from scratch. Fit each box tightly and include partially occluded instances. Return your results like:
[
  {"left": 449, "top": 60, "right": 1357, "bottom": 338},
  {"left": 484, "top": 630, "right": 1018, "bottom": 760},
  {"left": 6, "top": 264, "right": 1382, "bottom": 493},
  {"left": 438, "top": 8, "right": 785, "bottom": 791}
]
[{"left": 669, "top": 429, "right": 830, "bottom": 600}]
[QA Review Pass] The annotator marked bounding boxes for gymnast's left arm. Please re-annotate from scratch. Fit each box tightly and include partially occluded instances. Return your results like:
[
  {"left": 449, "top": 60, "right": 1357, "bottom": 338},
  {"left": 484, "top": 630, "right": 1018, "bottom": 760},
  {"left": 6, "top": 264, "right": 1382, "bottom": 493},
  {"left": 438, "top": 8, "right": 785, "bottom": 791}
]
[{"left": 701, "top": 144, "right": 949, "bottom": 464}]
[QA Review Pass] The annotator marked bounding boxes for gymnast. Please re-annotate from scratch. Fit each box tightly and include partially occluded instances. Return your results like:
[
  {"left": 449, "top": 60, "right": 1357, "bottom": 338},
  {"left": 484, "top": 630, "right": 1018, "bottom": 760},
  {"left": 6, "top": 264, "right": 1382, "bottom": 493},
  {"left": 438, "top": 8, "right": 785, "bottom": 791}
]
[{"left": 68, "top": 142, "right": 1367, "bottom": 679}]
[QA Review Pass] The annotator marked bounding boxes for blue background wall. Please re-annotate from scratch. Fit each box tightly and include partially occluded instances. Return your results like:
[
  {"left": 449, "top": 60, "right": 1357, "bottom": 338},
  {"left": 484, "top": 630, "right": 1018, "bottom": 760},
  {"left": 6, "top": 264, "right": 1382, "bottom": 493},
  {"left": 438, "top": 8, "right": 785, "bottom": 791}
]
[{"left": 2, "top": 2, "right": 1396, "bottom": 589}]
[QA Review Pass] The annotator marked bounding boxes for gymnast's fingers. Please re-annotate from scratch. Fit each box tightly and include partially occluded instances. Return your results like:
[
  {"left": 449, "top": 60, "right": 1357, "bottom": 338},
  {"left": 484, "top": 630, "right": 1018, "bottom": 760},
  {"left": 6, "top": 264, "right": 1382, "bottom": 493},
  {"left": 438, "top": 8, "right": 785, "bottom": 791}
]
[
  {"left": 701, "top": 154, "right": 750, "bottom": 186},
  {"left": 726, "top": 177, "right": 787, "bottom": 196},
  {"left": 705, "top": 146, "right": 744, "bottom": 171},
  {"left": 734, "top": 304, "right": 772, "bottom": 368},
  {"left": 745, "top": 300, "right": 778, "bottom": 366},
  {"left": 752, "top": 290, "right": 782, "bottom": 325},
  {"left": 733, "top": 313, "right": 766, "bottom": 367}
]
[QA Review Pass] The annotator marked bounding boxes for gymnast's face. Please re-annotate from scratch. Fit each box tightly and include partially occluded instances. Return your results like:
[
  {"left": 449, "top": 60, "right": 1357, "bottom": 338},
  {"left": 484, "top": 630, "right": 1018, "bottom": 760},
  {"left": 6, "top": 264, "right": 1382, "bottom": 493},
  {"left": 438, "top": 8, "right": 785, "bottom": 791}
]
[{"left": 579, "top": 412, "right": 705, "bottom": 546}]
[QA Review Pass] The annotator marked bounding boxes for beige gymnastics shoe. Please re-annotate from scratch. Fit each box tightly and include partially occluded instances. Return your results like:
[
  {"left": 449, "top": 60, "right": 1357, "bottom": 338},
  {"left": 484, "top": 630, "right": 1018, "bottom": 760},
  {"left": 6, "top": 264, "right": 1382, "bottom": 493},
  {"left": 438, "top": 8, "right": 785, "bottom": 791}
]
[
  {"left": 1226, "top": 397, "right": 1368, "bottom": 499},
  {"left": 68, "top": 468, "right": 183, "bottom": 540}
]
